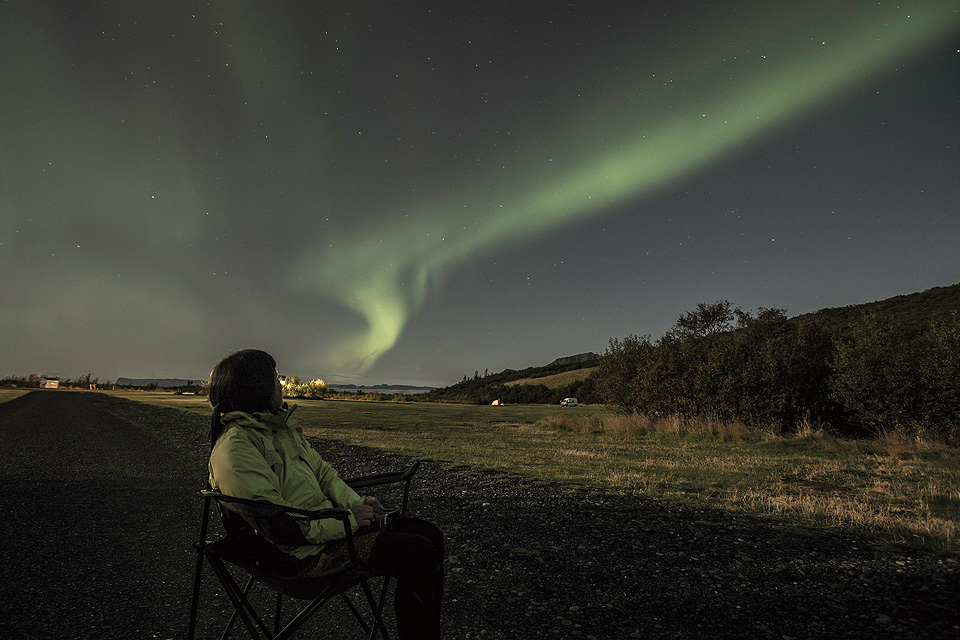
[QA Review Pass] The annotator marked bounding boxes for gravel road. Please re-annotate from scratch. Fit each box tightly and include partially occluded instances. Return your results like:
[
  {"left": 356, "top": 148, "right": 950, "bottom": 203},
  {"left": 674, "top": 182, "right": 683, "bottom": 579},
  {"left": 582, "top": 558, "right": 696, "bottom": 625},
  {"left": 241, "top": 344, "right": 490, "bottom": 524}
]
[{"left": 0, "top": 391, "right": 956, "bottom": 639}]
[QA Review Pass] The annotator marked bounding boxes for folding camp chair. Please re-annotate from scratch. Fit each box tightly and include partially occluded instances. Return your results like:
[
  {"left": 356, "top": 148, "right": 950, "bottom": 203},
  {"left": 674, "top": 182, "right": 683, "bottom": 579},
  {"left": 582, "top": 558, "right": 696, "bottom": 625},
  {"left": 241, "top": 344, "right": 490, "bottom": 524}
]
[{"left": 188, "top": 408, "right": 420, "bottom": 639}]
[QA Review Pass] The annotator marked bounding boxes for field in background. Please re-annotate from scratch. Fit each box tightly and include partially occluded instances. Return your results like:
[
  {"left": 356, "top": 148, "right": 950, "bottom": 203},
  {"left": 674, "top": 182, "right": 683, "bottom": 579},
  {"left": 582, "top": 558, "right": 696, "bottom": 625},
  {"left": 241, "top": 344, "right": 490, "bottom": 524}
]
[
  {"left": 0, "top": 389, "right": 29, "bottom": 403},
  {"left": 504, "top": 366, "right": 596, "bottom": 389},
  {"left": 29, "top": 390, "right": 960, "bottom": 555}
]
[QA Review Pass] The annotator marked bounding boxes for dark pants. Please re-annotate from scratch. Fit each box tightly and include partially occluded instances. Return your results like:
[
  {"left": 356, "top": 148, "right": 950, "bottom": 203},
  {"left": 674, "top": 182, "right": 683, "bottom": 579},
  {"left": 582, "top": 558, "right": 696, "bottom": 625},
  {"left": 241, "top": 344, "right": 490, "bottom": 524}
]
[{"left": 366, "top": 517, "right": 444, "bottom": 640}]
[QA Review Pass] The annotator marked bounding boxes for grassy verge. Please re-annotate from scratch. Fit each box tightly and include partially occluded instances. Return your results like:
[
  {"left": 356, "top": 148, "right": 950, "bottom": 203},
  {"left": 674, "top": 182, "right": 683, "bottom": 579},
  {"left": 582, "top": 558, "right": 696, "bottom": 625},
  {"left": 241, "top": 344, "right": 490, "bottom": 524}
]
[
  {"left": 112, "top": 391, "right": 959, "bottom": 555},
  {"left": 0, "top": 389, "right": 30, "bottom": 403}
]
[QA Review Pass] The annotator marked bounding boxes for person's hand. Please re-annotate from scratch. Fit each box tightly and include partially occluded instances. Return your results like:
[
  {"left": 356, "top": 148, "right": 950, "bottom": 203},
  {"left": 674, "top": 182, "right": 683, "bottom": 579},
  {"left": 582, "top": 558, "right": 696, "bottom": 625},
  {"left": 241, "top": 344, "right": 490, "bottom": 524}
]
[
  {"left": 363, "top": 496, "right": 385, "bottom": 515},
  {"left": 350, "top": 504, "right": 375, "bottom": 528}
]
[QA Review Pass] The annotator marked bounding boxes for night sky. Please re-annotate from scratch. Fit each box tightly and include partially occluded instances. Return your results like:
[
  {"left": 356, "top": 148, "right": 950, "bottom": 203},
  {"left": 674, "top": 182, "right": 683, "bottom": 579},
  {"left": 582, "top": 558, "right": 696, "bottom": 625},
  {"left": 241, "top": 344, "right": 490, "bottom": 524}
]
[{"left": 2, "top": 1, "right": 958, "bottom": 387}]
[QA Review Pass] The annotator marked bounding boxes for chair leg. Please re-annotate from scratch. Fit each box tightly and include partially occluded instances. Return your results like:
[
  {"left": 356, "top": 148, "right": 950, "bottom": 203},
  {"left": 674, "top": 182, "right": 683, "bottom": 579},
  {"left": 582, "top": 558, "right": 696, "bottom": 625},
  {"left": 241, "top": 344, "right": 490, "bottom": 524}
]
[
  {"left": 219, "top": 575, "right": 260, "bottom": 639},
  {"left": 377, "top": 576, "right": 391, "bottom": 619},
  {"left": 370, "top": 576, "right": 393, "bottom": 640},
  {"left": 187, "top": 545, "right": 206, "bottom": 640},
  {"left": 340, "top": 592, "right": 372, "bottom": 636},
  {"left": 189, "top": 497, "right": 214, "bottom": 640},
  {"left": 208, "top": 558, "right": 272, "bottom": 639},
  {"left": 273, "top": 584, "right": 337, "bottom": 640},
  {"left": 274, "top": 591, "right": 283, "bottom": 636},
  {"left": 361, "top": 578, "right": 391, "bottom": 640}
]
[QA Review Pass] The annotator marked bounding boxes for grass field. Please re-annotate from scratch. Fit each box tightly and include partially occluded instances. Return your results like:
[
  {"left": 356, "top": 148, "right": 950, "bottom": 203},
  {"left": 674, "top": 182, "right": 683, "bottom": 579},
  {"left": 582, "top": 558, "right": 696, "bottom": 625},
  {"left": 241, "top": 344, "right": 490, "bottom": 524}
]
[
  {"left": 18, "top": 389, "right": 959, "bottom": 555},
  {"left": 0, "top": 389, "right": 30, "bottom": 403}
]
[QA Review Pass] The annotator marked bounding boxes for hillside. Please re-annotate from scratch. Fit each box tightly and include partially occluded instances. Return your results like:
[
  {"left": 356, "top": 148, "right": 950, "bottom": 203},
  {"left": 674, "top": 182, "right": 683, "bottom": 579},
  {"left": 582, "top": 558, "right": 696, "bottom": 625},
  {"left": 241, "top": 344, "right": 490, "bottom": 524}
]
[
  {"left": 423, "top": 352, "right": 602, "bottom": 404},
  {"left": 425, "top": 282, "right": 958, "bottom": 405},
  {"left": 795, "top": 283, "right": 960, "bottom": 336},
  {"left": 505, "top": 367, "right": 597, "bottom": 390}
]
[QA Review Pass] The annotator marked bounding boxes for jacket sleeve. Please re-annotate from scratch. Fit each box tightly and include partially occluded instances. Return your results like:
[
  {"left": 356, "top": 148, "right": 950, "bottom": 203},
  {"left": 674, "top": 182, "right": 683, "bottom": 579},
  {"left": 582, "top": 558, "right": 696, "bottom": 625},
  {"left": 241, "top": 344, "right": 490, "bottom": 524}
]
[
  {"left": 209, "top": 428, "right": 361, "bottom": 547},
  {"left": 297, "top": 431, "right": 364, "bottom": 510},
  {"left": 296, "top": 431, "right": 365, "bottom": 545}
]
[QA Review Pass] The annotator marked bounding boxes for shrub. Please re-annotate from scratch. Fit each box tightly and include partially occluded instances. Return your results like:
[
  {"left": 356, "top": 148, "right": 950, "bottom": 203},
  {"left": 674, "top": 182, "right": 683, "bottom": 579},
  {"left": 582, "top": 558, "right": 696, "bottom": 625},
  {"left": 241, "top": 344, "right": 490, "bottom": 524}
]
[
  {"left": 282, "top": 378, "right": 330, "bottom": 400},
  {"left": 597, "top": 301, "right": 957, "bottom": 442}
]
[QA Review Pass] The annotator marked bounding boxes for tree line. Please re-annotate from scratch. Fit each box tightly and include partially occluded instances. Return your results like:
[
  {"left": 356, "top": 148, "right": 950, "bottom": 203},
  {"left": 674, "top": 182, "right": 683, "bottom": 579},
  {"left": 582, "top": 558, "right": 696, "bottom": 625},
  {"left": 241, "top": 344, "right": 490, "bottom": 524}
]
[
  {"left": 279, "top": 377, "right": 425, "bottom": 402},
  {"left": 596, "top": 301, "right": 960, "bottom": 444},
  {"left": 0, "top": 373, "right": 206, "bottom": 393},
  {"left": 0, "top": 373, "right": 100, "bottom": 389}
]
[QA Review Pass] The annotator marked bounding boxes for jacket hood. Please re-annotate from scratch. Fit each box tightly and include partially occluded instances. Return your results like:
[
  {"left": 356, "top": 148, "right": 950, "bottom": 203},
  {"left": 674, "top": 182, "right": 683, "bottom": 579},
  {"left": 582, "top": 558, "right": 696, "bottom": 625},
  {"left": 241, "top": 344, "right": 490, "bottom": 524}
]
[{"left": 221, "top": 403, "right": 298, "bottom": 431}]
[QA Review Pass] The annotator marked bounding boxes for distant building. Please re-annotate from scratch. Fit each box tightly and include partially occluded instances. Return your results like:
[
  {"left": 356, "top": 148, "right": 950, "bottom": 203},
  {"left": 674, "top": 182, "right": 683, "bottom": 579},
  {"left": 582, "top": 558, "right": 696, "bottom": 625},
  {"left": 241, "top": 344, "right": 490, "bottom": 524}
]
[{"left": 41, "top": 377, "right": 59, "bottom": 389}]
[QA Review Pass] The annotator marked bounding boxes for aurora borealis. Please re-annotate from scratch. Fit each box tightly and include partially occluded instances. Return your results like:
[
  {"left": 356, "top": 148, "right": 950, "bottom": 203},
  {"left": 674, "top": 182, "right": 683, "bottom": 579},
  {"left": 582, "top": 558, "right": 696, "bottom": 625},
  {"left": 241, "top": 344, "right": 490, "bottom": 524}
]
[{"left": 2, "top": 1, "right": 958, "bottom": 386}]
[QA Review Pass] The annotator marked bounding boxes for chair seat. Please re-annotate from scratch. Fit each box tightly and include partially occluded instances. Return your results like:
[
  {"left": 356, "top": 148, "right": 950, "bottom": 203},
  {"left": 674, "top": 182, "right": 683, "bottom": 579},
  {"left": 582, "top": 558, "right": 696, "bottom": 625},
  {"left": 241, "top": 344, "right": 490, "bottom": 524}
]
[{"left": 204, "top": 535, "right": 377, "bottom": 601}]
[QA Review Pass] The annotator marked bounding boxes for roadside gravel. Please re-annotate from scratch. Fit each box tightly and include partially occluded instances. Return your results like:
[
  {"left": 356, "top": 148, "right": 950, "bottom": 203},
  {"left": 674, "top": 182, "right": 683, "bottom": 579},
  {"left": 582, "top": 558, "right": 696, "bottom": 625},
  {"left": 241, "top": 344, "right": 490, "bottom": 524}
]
[
  {"left": 0, "top": 391, "right": 956, "bottom": 639},
  {"left": 322, "top": 441, "right": 960, "bottom": 640}
]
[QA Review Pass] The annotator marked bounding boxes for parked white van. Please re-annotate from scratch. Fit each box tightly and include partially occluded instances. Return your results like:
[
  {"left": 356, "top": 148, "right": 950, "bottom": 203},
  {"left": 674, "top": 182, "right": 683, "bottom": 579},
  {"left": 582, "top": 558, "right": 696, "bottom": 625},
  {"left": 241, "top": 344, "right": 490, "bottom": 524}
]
[{"left": 560, "top": 397, "right": 578, "bottom": 406}]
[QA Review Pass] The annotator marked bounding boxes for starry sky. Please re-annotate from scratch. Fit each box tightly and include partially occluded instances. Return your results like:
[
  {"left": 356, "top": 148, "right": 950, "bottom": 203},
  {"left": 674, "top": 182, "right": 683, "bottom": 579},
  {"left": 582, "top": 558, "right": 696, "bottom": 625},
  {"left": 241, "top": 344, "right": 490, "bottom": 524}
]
[{"left": 2, "top": 1, "right": 958, "bottom": 387}]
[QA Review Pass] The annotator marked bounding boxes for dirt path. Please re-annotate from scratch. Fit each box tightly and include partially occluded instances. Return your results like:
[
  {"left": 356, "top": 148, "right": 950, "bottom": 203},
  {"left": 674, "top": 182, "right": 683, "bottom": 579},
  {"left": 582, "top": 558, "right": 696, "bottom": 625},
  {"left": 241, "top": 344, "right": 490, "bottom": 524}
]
[{"left": 0, "top": 391, "right": 210, "bottom": 639}]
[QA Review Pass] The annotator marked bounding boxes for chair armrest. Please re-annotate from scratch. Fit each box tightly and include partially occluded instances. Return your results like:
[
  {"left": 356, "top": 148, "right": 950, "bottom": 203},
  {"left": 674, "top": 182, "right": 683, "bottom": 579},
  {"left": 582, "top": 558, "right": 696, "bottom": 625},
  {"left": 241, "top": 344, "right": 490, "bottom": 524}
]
[
  {"left": 201, "top": 490, "right": 358, "bottom": 553},
  {"left": 201, "top": 490, "right": 352, "bottom": 522},
  {"left": 344, "top": 461, "right": 420, "bottom": 515},
  {"left": 345, "top": 461, "right": 419, "bottom": 489},
  {"left": 198, "top": 490, "right": 370, "bottom": 572}
]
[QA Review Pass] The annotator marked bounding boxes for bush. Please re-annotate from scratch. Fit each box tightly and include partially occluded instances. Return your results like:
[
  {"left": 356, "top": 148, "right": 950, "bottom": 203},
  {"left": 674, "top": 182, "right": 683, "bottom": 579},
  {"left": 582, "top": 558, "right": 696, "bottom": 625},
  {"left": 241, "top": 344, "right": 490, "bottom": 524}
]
[
  {"left": 597, "top": 301, "right": 957, "bottom": 441},
  {"left": 282, "top": 378, "right": 330, "bottom": 400},
  {"left": 832, "top": 311, "right": 960, "bottom": 443},
  {"left": 919, "top": 312, "right": 960, "bottom": 442}
]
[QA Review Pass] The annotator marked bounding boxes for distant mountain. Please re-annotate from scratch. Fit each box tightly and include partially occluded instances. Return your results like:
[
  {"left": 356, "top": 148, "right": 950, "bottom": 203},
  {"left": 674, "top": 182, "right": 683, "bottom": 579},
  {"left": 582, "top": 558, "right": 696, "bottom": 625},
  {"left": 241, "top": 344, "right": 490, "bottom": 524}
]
[
  {"left": 114, "top": 378, "right": 204, "bottom": 387},
  {"left": 329, "top": 383, "right": 436, "bottom": 391},
  {"left": 546, "top": 352, "right": 599, "bottom": 368}
]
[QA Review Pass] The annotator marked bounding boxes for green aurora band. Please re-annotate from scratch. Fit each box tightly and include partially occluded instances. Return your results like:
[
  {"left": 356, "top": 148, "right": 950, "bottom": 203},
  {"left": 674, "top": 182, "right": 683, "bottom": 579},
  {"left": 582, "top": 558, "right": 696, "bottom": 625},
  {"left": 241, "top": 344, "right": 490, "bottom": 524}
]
[{"left": 300, "top": 2, "right": 959, "bottom": 376}]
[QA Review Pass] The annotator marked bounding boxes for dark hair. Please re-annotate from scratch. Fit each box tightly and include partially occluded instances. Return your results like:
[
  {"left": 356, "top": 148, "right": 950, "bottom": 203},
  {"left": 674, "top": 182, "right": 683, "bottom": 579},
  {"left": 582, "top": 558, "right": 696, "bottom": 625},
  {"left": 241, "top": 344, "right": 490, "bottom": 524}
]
[{"left": 209, "top": 349, "right": 277, "bottom": 415}]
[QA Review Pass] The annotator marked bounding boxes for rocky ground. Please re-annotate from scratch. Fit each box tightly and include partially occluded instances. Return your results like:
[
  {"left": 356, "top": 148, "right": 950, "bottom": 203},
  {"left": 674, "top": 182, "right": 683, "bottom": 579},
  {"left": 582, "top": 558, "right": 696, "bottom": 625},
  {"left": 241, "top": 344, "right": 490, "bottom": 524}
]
[{"left": 0, "top": 391, "right": 956, "bottom": 639}]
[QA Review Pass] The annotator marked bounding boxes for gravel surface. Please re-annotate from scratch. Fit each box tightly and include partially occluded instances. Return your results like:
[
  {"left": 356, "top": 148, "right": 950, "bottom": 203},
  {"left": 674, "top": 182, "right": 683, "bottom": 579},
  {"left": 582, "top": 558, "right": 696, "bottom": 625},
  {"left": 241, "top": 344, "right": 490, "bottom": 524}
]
[{"left": 0, "top": 391, "right": 957, "bottom": 639}]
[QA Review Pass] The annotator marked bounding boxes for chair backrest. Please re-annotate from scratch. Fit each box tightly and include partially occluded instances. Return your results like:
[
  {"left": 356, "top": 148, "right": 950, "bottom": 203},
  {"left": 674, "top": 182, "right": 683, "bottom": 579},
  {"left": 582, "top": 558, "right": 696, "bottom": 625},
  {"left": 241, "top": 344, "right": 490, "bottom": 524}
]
[
  {"left": 209, "top": 405, "right": 223, "bottom": 452},
  {"left": 206, "top": 493, "right": 355, "bottom": 578},
  {"left": 214, "top": 494, "right": 322, "bottom": 548}
]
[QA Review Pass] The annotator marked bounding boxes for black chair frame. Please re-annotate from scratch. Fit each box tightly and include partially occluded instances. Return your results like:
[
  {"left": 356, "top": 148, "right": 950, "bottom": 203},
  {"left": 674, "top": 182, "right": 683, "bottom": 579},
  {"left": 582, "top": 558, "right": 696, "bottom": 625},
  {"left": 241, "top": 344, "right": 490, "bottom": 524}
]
[{"left": 188, "top": 408, "right": 419, "bottom": 639}]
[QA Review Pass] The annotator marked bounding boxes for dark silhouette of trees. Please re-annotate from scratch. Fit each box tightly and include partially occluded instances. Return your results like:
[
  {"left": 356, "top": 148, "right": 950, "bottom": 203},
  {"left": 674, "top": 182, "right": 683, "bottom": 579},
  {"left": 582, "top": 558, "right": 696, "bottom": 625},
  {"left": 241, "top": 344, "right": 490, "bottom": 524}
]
[
  {"left": 831, "top": 311, "right": 960, "bottom": 442},
  {"left": 597, "top": 300, "right": 960, "bottom": 442}
]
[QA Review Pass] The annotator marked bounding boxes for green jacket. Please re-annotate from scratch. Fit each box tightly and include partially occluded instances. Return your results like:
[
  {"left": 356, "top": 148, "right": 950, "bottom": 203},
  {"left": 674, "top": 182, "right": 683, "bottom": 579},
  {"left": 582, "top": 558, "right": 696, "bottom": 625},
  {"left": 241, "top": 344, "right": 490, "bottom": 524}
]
[{"left": 208, "top": 404, "right": 363, "bottom": 559}]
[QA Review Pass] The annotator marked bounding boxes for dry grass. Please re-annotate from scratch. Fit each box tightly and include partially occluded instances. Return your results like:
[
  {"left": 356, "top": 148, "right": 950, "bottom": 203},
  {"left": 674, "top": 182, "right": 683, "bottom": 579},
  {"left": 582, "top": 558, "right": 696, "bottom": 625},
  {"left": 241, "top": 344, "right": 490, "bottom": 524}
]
[
  {"left": 504, "top": 367, "right": 597, "bottom": 389},
  {"left": 535, "top": 411, "right": 757, "bottom": 440},
  {"left": 0, "top": 389, "right": 34, "bottom": 403},
  {"left": 538, "top": 412, "right": 960, "bottom": 553}
]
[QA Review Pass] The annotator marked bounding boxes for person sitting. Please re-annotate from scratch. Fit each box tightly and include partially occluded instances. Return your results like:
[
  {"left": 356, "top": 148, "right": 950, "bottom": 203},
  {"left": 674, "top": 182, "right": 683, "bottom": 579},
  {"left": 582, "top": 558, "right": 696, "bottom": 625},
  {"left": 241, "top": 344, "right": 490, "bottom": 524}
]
[{"left": 207, "top": 349, "right": 444, "bottom": 640}]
